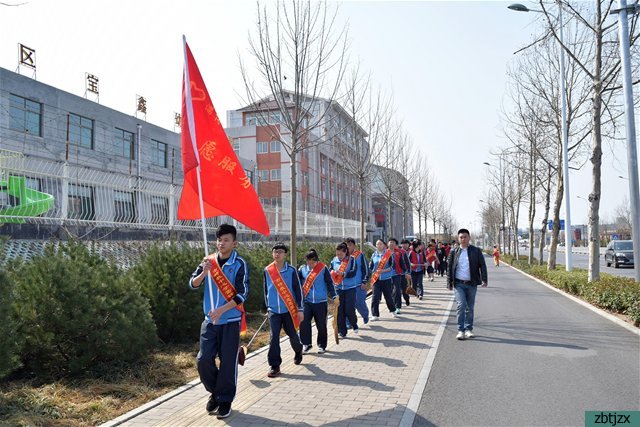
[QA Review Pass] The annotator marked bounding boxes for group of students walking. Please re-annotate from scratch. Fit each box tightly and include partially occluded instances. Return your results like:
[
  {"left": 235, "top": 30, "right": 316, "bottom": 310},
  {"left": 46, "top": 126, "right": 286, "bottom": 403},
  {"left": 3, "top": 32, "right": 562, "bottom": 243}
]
[{"left": 188, "top": 223, "right": 483, "bottom": 420}]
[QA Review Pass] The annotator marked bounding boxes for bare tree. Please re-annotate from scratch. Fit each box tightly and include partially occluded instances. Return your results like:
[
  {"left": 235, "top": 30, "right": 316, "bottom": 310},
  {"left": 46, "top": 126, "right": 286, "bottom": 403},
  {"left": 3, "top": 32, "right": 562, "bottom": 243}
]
[
  {"left": 241, "top": 0, "right": 349, "bottom": 262},
  {"left": 614, "top": 195, "right": 632, "bottom": 236},
  {"left": 537, "top": 0, "right": 640, "bottom": 280}
]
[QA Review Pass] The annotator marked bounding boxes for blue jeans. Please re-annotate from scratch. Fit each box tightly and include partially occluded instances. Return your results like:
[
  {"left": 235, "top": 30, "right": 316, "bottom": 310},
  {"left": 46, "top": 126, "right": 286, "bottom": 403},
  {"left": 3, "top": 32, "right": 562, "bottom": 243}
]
[{"left": 454, "top": 282, "right": 478, "bottom": 332}]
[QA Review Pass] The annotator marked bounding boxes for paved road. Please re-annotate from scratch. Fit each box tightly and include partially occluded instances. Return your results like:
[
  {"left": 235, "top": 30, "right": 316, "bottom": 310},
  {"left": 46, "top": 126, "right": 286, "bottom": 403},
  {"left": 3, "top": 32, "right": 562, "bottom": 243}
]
[
  {"left": 542, "top": 249, "right": 636, "bottom": 279},
  {"left": 414, "top": 261, "right": 640, "bottom": 426}
]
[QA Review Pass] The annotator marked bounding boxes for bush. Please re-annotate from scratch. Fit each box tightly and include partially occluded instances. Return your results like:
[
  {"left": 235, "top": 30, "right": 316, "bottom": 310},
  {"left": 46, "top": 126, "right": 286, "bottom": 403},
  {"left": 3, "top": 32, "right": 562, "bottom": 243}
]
[
  {"left": 9, "top": 241, "right": 157, "bottom": 376},
  {"left": 129, "top": 243, "right": 204, "bottom": 344},
  {"left": 0, "top": 269, "right": 21, "bottom": 378}
]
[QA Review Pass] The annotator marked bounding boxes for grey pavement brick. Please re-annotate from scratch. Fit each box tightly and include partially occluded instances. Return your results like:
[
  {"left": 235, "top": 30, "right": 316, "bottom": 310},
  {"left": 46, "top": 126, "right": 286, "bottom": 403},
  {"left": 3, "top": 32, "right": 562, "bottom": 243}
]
[{"left": 104, "top": 280, "right": 454, "bottom": 427}]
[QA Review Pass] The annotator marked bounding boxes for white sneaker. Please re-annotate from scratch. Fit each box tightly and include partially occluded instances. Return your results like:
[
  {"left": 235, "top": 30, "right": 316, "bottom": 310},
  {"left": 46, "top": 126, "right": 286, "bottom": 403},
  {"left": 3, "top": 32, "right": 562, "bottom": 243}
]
[
  {"left": 464, "top": 330, "right": 475, "bottom": 339},
  {"left": 318, "top": 347, "right": 326, "bottom": 354},
  {"left": 395, "top": 309, "right": 402, "bottom": 315},
  {"left": 392, "top": 312, "right": 399, "bottom": 318},
  {"left": 370, "top": 316, "right": 379, "bottom": 322},
  {"left": 302, "top": 344, "right": 312, "bottom": 353},
  {"left": 456, "top": 331, "right": 465, "bottom": 340}
]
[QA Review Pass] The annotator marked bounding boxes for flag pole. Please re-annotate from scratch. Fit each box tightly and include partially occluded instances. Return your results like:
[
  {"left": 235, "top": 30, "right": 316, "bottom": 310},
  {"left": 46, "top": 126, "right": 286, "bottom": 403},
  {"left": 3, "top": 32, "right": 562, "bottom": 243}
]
[{"left": 183, "top": 35, "right": 216, "bottom": 314}]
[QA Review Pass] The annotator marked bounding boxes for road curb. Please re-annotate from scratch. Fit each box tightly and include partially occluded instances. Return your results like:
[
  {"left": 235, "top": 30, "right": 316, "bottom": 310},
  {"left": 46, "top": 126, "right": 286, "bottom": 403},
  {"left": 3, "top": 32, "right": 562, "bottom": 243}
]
[
  {"left": 506, "top": 263, "right": 640, "bottom": 336},
  {"left": 400, "top": 292, "right": 455, "bottom": 427}
]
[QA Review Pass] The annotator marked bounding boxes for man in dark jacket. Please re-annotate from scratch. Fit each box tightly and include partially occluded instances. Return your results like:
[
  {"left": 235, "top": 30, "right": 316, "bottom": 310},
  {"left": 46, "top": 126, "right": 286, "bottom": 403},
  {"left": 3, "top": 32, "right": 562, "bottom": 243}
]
[{"left": 446, "top": 228, "right": 488, "bottom": 340}]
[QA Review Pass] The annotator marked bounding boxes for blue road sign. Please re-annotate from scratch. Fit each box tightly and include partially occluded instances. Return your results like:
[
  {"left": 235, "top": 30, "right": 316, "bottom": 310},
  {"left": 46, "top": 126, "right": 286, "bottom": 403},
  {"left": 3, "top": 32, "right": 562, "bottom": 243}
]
[{"left": 547, "top": 220, "right": 565, "bottom": 231}]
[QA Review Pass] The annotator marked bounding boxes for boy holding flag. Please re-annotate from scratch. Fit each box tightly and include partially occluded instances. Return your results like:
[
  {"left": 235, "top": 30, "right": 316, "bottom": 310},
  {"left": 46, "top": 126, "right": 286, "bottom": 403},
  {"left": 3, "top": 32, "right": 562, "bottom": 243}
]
[{"left": 189, "top": 224, "right": 248, "bottom": 419}]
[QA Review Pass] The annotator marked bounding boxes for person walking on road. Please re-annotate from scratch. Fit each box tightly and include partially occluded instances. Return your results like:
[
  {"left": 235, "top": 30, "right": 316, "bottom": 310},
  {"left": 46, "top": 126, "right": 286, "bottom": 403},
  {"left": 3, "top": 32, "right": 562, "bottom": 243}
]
[
  {"left": 369, "top": 239, "right": 398, "bottom": 321},
  {"left": 345, "top": 237, "right": 370, "bottom": 326},
  {"left": 263, "top": 243, "right": 305, "bottom": 378},
  {"left": 189, "top": 224, "right": 248, "bottom": 420},
  {"left": 330, "top": 242, "right": 359, "bottom": 338},
  {"left": 447, "top": 228, "right": 488, "bottom": 340},
  {"left": 298, "top": 249, "right": 337, "bottom": 354},
  {"left": 492, "top": 245, "right": 501, "bottom": 267},
  {"left": 409, "top": 240, "right": 426, "bottom": 300}
]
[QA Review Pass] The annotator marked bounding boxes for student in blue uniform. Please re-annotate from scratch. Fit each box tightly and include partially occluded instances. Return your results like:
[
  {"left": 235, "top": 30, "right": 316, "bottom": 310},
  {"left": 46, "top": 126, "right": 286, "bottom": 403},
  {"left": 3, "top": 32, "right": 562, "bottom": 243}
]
[
  {"left": 369, "top": 240, "right": 398, "bottom": 320},
  {"left": 330, "top": 242, "right": 359, "bottom": 338},
  {"left": 298, "top": 248, "right": 338, "bottom": 354},
  {"left": 344, "top": 237, "right": 369, "bottom": 326},
  {"left": 189, "top": 224, "right": 248, "bottom": 420},
  {"left": 263, "top": 242, "right": 304, "bottom": 378}
]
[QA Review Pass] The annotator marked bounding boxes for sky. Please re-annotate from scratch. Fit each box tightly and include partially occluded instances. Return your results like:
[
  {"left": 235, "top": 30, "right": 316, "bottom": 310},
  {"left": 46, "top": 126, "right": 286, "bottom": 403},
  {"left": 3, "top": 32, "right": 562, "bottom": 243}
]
[{"left": 0, "top": 0, "right": 637, "bottom": 235}]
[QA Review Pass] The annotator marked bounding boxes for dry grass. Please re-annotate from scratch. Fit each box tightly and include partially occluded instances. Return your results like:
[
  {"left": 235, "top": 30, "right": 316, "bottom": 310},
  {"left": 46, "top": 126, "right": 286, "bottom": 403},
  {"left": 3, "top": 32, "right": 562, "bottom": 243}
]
[{"left": 0, "top": 314, "right": 273, "bottom": 427}]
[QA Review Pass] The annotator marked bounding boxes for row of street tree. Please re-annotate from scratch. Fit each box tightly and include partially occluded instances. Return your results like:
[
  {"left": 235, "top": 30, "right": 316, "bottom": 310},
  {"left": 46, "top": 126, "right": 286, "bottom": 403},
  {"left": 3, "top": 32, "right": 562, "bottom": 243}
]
[
  {"left": 239, "top": 1, "right": 456, "bottom": 261},
  {"left": 481, "top": 0, "right": 639, "bottom": 281}
]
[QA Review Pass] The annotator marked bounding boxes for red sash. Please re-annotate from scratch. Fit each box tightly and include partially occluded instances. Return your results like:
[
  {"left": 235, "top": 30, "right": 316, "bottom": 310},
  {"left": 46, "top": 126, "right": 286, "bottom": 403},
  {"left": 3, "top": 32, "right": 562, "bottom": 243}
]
[
  {"left": 426, "top": 250, "right": 437, "bottom": 264},
  {"left": 370, "top": 250, "right": 392, "bottom": 285},
  {"left": 266, "top": 262, "right": 300, "bottom": 330},
  {"left": 330, "top": 257, "right": 350, "bottom": 285},
  {"left": 208, "top": 255, "right": 247, "bottom": 336},
  {"left": 351, "top": 250, "right": 362, "bottom": 260},
  {"left": 303, "top": 262, "right": 326, "bottom": 297}
]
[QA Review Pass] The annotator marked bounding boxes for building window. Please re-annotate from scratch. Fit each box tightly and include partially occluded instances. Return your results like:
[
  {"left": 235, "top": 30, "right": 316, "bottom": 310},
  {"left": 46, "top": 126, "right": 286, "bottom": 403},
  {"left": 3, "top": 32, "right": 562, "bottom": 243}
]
[
  {"left": 261, "top": 197, "right": 270, "bottom": 207},
  {"left": 151, "top": 196, "right": 169, "bottom": 224},
  {"left": 257, "top": 170, "right": 269, "bottom": 182},
  {"left": 270, "top": 141, "right": 281, "bottom": 153},
  {"left": 114, "top": 190, "right": 136, "bottom": 222},
  {"left": 302, "top": 171, "right": 309, "bottom": 187},
  {"left": 68, "top": 183, "right": 95, "bottom": 220},
  {"left": 9, "top": 94, "right": 42, "bottom": 136},
  {"left": 151, "top": 140, "right": 168, "bottom": 168},
  {"left": 114, "top": 128, "right": 136, "bottom": 159},
  {"left": 245, "top": 113, "right": 257, "bottom": 126},
  {"left": 321, "top": 178, "right": 327, "bottom": 199},
  {"left": 257, "top": 141, "right": 268, "bottom": 154},
  {"left": 320, "top": 155, "right": 327, "bottom": 175},
  {"left": 232, "top": 139, "right": 240, "bottom": 156},
  {"left": 270, "top": 169, "right": 281, "bottom": 181},
  {"left": 271, "top": 197, "right": 281, "bottom": 207},
  {"left": 68, "top": 113, "right": 93, "bottom": 148},
  {"left": 245, "top": 169, "right": 254, "bottom": 185}
]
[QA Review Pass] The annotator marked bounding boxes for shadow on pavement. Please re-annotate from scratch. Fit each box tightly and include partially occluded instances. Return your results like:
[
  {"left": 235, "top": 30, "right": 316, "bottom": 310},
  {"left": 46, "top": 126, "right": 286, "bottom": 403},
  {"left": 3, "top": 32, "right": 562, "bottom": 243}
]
[
  {"left": 321, "top": 349, "right": 406, "bottom": 367},
  {"left": 367, "top": 324, "right": 435, "bottom": 336},
  {"left": 283, "top": 364, "right": 395, "bottom": 391},
  {"left": 356, "top": 334, "right": 431, "bottom": 349}
]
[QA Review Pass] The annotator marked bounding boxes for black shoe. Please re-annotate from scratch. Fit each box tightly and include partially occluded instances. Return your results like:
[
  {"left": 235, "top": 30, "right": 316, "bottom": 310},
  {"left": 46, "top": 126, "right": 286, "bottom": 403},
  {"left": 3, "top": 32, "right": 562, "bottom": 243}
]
[
  {"left": 294, "top": 351, "right": 303, "bottom": 365},
  {"left": 267, "top": 366, "right": 280, "bottom": 378},
  {"left": 206, "top": 394, "right": 219, "bottom": 414},
  {"left": 216, "top": 402, "right": 231, "bottom": 419}
]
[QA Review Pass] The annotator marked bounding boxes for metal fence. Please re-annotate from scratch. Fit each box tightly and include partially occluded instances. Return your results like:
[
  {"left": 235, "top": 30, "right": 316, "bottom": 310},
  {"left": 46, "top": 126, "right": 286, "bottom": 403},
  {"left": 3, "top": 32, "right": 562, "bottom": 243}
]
[{"left": 0, "top": 149, "right": 365, "bottom": 238}]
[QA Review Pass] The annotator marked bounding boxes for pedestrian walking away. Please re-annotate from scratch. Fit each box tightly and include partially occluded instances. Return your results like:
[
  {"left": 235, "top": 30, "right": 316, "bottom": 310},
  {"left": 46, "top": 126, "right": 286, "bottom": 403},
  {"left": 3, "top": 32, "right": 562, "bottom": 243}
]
[
  {"left": 493, "top": 245, "right": 501, "bottom": 267},
  {"left": 189, "top": 223, "right": 249, "bottom": 420},
  {"left": 298, "top": 248, "right": 338, "bottom": 354},
  {"left": 369, "top": 240, "right": 398, "bottom": 320},
  {"left": 330, "top": 242, "right": 359, "bottom": 338},
  {"left": 264, "top": 243, "right": 305, "bottom": 378},
  {"left": 447, "top": 228, "right": 488, "bottom": 340},
  {"left": 345, "top": 237, "right": 370, "bottom": 326}
]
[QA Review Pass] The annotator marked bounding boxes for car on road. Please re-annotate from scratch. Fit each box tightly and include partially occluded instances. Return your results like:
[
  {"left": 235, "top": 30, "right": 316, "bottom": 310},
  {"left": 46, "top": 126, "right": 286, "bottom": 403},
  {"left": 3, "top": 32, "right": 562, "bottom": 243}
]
[{"left": 605, "top": 240, "right": 634, "bottom": 268}]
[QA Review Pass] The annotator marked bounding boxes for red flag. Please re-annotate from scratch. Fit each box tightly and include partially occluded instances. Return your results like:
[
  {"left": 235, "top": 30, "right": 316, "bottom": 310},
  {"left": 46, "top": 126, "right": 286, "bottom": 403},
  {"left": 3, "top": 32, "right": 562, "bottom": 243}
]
[{"left": 178, "top": 40, "right": 270, "bottom": 236}]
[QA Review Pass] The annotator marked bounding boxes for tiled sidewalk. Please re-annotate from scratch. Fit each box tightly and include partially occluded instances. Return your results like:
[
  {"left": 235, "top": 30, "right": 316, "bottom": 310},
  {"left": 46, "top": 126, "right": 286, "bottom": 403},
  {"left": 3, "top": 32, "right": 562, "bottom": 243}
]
[{"left": 102, "top": 279, "right": 454, "bottom": 427}]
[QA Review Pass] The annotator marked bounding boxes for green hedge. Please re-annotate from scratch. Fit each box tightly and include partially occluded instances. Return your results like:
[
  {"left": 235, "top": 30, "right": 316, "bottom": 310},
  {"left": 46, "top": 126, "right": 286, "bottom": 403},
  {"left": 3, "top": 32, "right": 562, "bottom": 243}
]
[
  {"left": 0, "top": 269, "right": 21, "bottom": 377},
  {"left": 7, "top": 241, "right": 157, "bottom": 376},
  {"left": 507, "top": 256, "right": 640, "bottom": 326},
  {"left": 0, "top": 239, "right": 373, "bottom": 379}
]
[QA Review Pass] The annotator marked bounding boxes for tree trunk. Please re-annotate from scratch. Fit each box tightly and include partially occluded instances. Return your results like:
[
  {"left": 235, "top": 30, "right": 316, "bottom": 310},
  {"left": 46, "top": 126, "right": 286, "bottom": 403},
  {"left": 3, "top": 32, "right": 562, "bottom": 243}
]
[
  {"left": 547, "top": 158, "right": 563, "bottom": 270},
  {"left": 417, "top": 208, "right": 422, "bottom": 239},
  {"left": 588, "top": 6, "right": 604, "bottom": 283},
  {"left": 539, "top": 165, "right": 552, "bottom": 266},
  {"left": 290, "top": 150, "right": 298, "bottom": 266},
  {"left": 360, "top": 178, "right": 366, "bottom": 251}
]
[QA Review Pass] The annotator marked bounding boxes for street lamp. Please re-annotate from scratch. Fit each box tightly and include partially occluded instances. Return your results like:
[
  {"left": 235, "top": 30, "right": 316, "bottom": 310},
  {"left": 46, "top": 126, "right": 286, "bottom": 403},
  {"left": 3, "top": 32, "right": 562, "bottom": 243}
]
[
  {"left": 612, "top": 0, "right": 640, "bottom": 282},
  {"left": 509, "top": 2, "right": 573, "bottom": 272},
  {"left": 483, "top": 158, "right": 506, "bottom": 255}
]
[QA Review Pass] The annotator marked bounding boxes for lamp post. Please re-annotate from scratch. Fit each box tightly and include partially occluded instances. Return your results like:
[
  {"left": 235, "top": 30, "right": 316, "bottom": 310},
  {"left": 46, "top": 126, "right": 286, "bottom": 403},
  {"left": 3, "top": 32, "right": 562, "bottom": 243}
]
[
  {"left": 612, "top": 0, "right": 640, "bottom": 282},
  {"left": 483, "top": 156, "right": 505, "bottom": 255},
  {"left": 508, "top": 2, "right": 573, "bottom": 272}
]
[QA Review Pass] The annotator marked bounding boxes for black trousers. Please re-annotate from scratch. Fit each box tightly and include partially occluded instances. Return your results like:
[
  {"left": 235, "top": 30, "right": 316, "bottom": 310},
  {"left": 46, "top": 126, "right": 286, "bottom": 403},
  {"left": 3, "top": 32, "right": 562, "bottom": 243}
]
[
  {"left": 411, "top": 271, "right": 424, "bottom": 297},
  {"left": 300, "top": 301, "right": 329, "bottom": 348},
  {"left": 197, "top": 320, "right": 240, "bottom": 404},
  {"left": 392, "top": 274, "right": 410, "bottom": 309},
  {"left": 268, "top": 312, "right": 302, "bottom": 368},
  {"left": 371, "top": 278, "right": 396, "bottom": 317},
  {"left": 337, "top": 287, "right": 358, "bottom": 335}
]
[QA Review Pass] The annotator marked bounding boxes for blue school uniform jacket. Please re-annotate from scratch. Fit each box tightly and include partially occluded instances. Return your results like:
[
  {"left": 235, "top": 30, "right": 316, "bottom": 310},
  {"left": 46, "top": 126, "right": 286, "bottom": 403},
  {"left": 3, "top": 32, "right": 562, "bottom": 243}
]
[
  {"left": 369, "top": 250, "right": 394, "bottom": 282},
  {"left": 263, "top": 262, "right": 303, "bottom": 314},
  {"left": 299, "top": 264, "right": 338, "bottom": 303},
  {"left": 342, "top": 251, "right": 369, "bottom": 289}
]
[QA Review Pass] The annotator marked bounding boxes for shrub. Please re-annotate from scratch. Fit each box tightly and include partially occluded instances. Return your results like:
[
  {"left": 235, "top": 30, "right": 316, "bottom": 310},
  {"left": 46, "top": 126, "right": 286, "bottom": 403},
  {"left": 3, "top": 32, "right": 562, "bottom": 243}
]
[
  {"left": 0, "top": 269, "right": 21, "bottom": 378},
  {"left": 129, "top": 242, "right": 204, "bottom": 344},
  {"left": 9, "top": 241, "right": 157, "bottom": 376}
]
